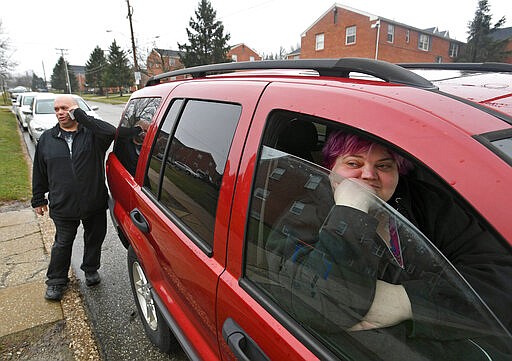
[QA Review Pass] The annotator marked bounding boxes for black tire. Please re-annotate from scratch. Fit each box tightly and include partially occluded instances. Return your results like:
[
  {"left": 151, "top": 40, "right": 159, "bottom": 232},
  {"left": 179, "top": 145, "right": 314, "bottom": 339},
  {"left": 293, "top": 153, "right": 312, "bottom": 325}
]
[{"left": 127, "top": 246, "right": 176, "bottom": 354}]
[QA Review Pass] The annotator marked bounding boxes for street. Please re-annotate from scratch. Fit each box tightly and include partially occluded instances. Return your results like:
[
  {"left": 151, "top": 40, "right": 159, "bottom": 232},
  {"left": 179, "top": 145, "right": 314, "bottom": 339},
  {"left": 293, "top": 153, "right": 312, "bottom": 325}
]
[{"left": 24, "top": 101, "right": 187, "bottom": 361}]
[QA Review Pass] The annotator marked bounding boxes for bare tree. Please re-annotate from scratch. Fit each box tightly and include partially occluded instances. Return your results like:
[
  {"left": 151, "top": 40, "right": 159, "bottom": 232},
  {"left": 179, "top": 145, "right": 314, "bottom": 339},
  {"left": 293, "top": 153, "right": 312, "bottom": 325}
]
[{"left": 0, "top": 20, "right": 16, "bottom": 77}]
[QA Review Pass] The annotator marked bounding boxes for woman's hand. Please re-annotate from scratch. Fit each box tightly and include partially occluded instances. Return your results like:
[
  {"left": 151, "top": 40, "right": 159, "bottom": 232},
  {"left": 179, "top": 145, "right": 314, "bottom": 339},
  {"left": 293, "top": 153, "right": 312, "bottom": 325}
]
[
  {"left": 349, "top": 280, "right": 412, "bottom": 331},
  {"left": 333, "top": 178, "right": 376, "bottom": 213}
]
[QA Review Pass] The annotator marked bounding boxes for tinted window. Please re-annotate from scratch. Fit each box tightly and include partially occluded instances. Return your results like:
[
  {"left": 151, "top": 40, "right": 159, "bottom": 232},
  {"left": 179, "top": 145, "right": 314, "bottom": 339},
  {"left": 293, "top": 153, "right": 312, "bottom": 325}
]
[
  {"left": 244, "top": 112, "right": 512, "bottom": 360},
  {"left": 113, "top": 97, "right": 161, "bottom": 176},
  {"left": 150, "top": 99, "right": 241, "bottom": 248},
  {"left": 145, "top": 99, "right": 184, "bottom": 193}
]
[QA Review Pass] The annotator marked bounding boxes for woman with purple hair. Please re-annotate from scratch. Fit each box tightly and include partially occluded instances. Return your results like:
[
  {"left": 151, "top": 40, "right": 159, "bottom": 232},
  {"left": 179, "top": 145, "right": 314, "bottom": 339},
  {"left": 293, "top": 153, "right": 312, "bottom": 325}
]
[{"left": 266, "top": 129, "right": 512, "bottom": 358}]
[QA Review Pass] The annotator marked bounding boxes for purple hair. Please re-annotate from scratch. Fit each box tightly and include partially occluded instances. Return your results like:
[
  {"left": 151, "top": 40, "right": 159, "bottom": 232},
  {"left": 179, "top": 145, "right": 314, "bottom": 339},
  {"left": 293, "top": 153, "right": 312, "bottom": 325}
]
[{"left": 322, "top": 130, "right": 413, "bottom": 175}]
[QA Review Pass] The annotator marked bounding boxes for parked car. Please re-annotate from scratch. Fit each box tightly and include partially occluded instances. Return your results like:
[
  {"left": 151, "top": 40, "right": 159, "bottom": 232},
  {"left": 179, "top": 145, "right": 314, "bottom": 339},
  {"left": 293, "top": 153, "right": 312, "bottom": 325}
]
[
  {"left": 14, "top": 92, "right": 38, "bottom": 129},
  {"left": 106, "top": 59, "right": 512, "bottom": 360},
  {"left": 8, "top": 85, "right": 29, "bottom": 114},
  {"left": 27, "top": 93, "right": 101, "bottom": 144}
]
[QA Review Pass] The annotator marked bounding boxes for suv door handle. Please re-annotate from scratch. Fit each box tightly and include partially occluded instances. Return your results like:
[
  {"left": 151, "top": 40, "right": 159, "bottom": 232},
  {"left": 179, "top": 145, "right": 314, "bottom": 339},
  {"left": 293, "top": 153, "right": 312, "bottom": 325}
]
[
  {"left": 222, "top": 318, "right": 269, "bottom": 361},
  {"left": 130, "top": 208, "right": 149, "bottom": 234}
]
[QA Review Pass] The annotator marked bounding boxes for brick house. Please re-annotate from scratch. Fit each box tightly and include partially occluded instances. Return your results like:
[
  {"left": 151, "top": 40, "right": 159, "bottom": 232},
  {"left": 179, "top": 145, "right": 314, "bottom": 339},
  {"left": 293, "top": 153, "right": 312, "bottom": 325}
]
[
  {"left": 299, "top": 4, "right": 464, "bottom": 63},
  {"left": 69, "top": 65, "right": 86, "bottom": 92},
  {"left": 146, "top": 49, "right": 184, "bottom": 78},
  {"left": 145, "top": 44, "right": 261, "bottom": 79},
  {"left": 228, "top": 43, "right": 262, "bottom": 62},
  {"left": 286, "top": 48, "right": 301, "bottom": 60},
  {"left": 490, "top": 27, "right": 512, "bottom": 63}
]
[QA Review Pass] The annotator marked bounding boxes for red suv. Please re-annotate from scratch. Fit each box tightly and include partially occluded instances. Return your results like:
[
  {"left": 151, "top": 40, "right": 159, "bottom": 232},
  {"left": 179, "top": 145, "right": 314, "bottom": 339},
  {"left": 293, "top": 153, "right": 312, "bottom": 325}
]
[{"left": 106, "top": 59, "right": 512, "bottom": 360}]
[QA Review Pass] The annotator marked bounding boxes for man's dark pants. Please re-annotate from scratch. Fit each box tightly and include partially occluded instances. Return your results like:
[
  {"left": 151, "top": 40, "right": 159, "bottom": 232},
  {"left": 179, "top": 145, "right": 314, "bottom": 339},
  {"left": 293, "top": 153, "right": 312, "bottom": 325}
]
[{"left": 46, "top": 211, "right": 107, "bottom": 286}]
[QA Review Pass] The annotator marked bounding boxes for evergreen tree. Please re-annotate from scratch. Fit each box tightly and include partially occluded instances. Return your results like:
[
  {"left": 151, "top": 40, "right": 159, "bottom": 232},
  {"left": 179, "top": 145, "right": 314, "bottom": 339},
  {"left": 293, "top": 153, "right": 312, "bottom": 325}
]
[
  {"left": 103, "top": 40, "right": 133, "bottom": 96},
  {"left": 457, "top": 0, "right": 509, "bottom": 62},
  {"left": 178, "top": 0, "right": 231, "bottom": 67},
  {"left": 85, "top": 46, "right": 108, "bottom": 95},
  {"left": 31, "top": 73, "right": 46, "bottom": 91},
  {"left": 50, "top": 56, "right": 78, "bottom": 93}
]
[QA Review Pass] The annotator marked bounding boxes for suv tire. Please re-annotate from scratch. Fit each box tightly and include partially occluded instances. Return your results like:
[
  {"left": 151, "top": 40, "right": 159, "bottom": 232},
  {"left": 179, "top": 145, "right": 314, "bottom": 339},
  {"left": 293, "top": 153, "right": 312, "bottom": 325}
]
[{"left": 127, "top": 246, "right": 175, "bottom": 354}]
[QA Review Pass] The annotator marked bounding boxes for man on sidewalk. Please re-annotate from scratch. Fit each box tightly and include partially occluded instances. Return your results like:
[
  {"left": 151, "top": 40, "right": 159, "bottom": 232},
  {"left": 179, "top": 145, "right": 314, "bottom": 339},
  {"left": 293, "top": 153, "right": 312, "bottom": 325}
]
[{"left": 31, "top": 94, "right": 116, "bottom": 301}]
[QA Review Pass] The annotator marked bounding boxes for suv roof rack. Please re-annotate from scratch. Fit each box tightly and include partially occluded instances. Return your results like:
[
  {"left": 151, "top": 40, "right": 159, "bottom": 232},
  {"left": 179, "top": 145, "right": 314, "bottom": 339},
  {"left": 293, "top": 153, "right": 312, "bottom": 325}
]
[
  {"left": 146, "top": 58, "right": 435, "bottom": 89},
  {"left": 398, "top": 62, "right": 512, "bottom": 73}
]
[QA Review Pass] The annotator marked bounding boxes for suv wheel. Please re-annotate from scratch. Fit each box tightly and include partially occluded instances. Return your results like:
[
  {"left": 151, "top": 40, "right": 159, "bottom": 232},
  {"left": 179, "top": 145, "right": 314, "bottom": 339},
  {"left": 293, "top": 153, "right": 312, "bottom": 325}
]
[{"left": 128, "top": 246, "right": 175, "bottom": 354}]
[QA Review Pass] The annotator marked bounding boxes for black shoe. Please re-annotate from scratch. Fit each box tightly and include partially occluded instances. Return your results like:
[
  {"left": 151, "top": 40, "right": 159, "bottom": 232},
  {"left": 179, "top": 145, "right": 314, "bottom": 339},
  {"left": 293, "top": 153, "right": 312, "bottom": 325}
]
[
  {"left": 85, "top": 271, "right": 101, "bottom": 287},
  {"left": 45, "top": 284, "right": 66, "bottom": 301}
]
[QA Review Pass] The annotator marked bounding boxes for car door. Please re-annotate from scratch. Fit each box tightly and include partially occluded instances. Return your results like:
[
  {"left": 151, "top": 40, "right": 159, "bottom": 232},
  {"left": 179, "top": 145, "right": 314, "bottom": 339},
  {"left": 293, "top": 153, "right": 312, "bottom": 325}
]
[
  {"left": 218, "top": 82, "right": 512, "bottom": 360},
  {"left": 128, "top": 80, "right": 269, "bottom": 360}
]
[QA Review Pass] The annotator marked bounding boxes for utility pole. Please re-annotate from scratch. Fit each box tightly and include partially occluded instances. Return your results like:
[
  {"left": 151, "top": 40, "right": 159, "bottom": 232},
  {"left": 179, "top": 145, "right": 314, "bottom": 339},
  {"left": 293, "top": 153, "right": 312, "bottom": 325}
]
[
  {"left": 56, "top": 48, "right": 72, "bottom": 93},
  {"left": 371, "top": 20, "right": 381, "bottom": 60},
  {"left": 126, "top": 0, "right": 140, "bottom": 88},
  {"left": 41, "top": 61, "right": 48, "bottom": 90}
]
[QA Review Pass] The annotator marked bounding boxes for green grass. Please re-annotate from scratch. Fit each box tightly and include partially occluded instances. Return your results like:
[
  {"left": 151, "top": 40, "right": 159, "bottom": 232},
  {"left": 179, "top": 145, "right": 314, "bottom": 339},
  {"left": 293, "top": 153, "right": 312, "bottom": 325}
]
[
  {"left": 82, "top": 93, "right": 130, "bottom": 105},
  {"left": 0, "top": 109, "right": 31, "bottom": 202}
]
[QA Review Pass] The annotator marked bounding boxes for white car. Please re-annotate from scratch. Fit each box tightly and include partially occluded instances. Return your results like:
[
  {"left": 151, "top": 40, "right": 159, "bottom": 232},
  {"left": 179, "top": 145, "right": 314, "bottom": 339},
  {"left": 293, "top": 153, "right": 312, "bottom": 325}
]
[
  {"left": 27, "top": 93, "right": 101, "bottom": 144},
  {"left": 14, "top": 92, "right": 38, "bottom": 129}
]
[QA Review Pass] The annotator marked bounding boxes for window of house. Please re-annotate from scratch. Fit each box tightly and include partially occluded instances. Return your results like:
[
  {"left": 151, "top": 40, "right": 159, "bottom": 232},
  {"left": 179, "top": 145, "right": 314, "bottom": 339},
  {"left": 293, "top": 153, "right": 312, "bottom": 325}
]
[
  {"left": 419, "top": 33, "right": 430, "bottom": 51},
  {"left": 315, "top": 33, "right": 324, "bottom": 51},
  {"left": 449, "top": 42, "right": 459, "bottom": 57},
  {"left": 242, "top": 110, "right": 512, "bottom": 360},
  {"left": 387, "top": 24, "right": 394, "bottom": 43},
  {"left": 231, "top": 54, "right": 238, "bottom": 62},
  {"left": 113, "top": 97, "right": 162, "bottom": 177},
  {"left": 145, "top": 99, "right": 241, "bottom": 248},
  {"left": 346, "top": 26, "right": 356, "bottom": 45},
  {"left": 406, "top": 29, "right": 410, "bottom": 43},
  {"left": 435, "top": 56, "right": 443, "bottom": 63},
  {"left": 250, "top": 56, "right": 255, "bottom": 61}
]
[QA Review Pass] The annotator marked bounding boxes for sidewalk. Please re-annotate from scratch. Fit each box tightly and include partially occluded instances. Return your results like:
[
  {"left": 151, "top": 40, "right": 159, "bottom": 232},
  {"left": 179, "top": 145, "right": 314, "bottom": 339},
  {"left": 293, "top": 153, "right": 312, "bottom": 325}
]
[
  {"left": 0, "top": 203, "right": 103, "bottom": 360},
  {"left": 0, "top": 205, "right": 75, "bottom": 360}
]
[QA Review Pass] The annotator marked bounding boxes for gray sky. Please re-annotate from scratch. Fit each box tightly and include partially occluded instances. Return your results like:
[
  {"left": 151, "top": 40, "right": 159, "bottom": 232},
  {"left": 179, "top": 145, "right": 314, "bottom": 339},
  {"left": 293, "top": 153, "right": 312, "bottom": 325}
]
[{"left": 2, "top": 0, "right": 511, "bottom": 76}]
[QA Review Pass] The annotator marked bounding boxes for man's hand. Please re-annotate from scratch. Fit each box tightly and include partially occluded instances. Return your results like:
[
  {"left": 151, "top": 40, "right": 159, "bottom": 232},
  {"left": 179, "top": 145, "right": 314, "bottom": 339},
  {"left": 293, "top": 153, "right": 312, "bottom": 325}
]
[
  {"left": 34, "top": 205, "right": 48, "bottom": 216},
  {"left": 349, "top": 280, "right": 412, "bottom": 331}
]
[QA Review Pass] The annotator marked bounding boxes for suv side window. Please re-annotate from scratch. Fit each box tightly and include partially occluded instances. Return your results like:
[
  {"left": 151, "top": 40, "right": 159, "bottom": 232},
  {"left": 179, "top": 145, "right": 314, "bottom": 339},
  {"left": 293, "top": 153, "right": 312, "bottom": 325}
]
[
  {"left": 145, "top": 99, "right": 241, "bottom": 249},
  {"left": 114, "top": 97, "right": 161, "bottom": 176},
  {"left": 243, "top": 111, "right": 512, "bottom": 360}
]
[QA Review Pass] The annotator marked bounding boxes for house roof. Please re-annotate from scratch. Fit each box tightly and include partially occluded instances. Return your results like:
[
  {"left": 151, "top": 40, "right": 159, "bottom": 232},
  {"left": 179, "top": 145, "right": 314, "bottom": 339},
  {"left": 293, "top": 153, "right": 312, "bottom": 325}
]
[
  {"left": 301, "top": 3, "right": 463, "bottom": 43},
  {"left": 69, "top": 65, "right": 85, "bottom": 74},
  {"left": 229, "top": 43, "right": 260, "bottom": 56},
  {"left": 287, "top": 48, "right": 301, "bottom": 56},
  {"left": 422, "top": 27, "right": 450, "bottom": 38},
  {"left": 154, "top": 48, "right": 182, "bottom": 57},
  {"left": 489, "top": 27, "right": 512, "bottom": 42}
]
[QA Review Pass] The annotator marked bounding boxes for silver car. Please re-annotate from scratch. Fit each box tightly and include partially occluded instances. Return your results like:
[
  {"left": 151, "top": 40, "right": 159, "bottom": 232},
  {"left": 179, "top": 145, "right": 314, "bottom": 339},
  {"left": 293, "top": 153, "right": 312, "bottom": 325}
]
[
  {"left": 27, "top": 93, "right": 101, "bottom": 144},
  {"left": 14, "top": 92, "right": 38, "bottom": 129}
]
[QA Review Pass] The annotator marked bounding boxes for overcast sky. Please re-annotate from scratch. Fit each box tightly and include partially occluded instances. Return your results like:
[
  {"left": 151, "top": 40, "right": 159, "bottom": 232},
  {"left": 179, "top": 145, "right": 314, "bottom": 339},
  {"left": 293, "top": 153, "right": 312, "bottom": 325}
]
[{"left": 2, "top": 0, "right": 511, "bottom": 76}]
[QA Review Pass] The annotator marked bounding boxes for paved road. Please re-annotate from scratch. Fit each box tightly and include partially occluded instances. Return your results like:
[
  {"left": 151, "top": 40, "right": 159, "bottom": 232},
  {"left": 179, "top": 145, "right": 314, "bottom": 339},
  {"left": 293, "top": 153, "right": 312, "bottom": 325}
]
[{"left": 23, "top": 101, "right": 187, "bottom": 361}]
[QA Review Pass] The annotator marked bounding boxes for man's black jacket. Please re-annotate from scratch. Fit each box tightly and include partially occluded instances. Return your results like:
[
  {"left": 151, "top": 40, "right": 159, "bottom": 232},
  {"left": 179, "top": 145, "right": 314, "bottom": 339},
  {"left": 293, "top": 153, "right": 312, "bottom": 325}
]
[{"left": 31, "top": 108, "right": 116, "bottom": 220}]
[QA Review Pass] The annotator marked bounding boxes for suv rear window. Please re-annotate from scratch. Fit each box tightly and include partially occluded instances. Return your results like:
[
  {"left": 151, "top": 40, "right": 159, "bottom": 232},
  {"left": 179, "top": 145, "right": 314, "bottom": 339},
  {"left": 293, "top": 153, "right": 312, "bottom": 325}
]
[{"left": 145, "top": 99, "right": 241, "bottom": 250}]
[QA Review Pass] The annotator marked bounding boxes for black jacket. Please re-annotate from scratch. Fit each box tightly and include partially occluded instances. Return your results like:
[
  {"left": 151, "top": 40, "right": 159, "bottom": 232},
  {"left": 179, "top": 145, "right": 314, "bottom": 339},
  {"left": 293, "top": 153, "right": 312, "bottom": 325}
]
[
  {"left": 31, "top": 108, "right": 115, "bottom": 220},
  {"left": 266, "top": 175, "right": 512, "bottom": 357}
]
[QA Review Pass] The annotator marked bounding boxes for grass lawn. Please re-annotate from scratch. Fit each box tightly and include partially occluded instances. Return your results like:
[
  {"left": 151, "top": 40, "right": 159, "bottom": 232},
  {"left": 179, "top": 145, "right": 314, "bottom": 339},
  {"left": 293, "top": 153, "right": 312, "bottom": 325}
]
[
  {"left": 0, "top": 108, "right": 31, "bottom": 202},
  {"left": 82, "top": 93, "right": 130, "bottom": 105}
]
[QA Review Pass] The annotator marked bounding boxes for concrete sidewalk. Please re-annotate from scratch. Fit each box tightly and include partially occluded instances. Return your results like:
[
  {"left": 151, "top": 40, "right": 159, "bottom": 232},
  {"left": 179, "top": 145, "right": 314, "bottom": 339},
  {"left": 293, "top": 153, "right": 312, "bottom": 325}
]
[{"left": 0, "top": 206, "right": 72, "bottom": 359}]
